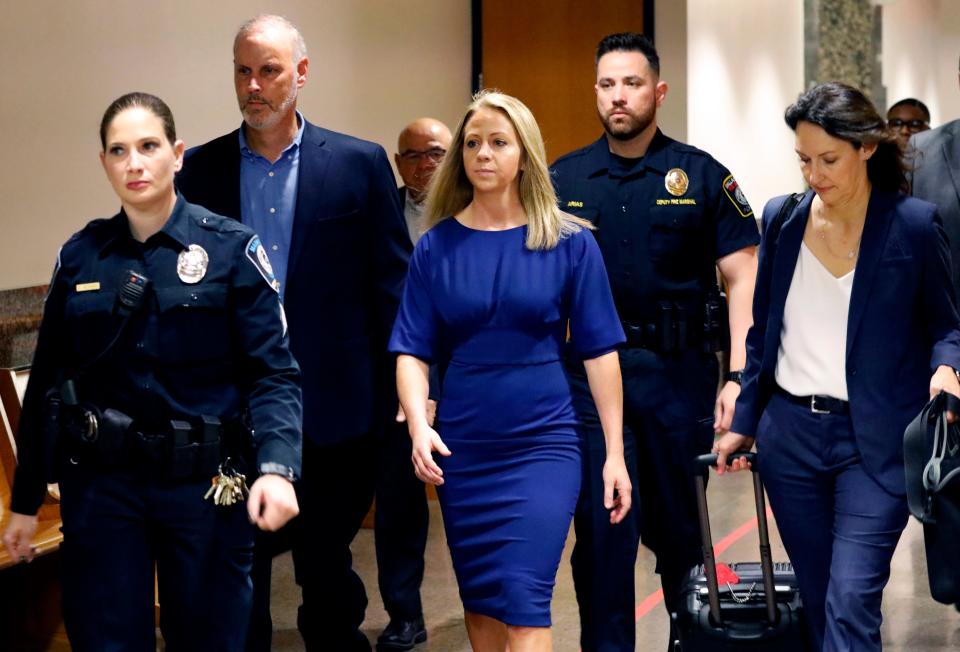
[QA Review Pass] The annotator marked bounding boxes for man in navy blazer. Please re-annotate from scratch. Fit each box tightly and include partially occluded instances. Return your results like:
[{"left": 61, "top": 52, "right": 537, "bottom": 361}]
[
  {"left": 911, "top": 56, "right": 960, "bottom": 292},
  {"left": 176, "top": 15, "right": 409, "bottom": 652}
]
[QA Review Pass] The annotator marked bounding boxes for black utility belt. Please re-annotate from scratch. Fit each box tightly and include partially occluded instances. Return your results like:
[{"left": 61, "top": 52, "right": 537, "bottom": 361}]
[
  {"left": 620, "top": 296, "right": 728, "bottom": 354},
  {"left": 55, "top": 400, "right": 249, "bottom": 481}
]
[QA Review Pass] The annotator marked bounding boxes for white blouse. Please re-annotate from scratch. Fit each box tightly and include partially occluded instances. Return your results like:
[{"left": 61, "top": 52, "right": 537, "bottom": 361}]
[{"left": 775, "top": 241, "right": 854, "bottom": 400}]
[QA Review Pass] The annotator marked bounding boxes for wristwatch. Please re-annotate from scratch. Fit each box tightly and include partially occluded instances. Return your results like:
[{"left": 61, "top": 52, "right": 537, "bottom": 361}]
[
  {"left": 724, "top": 370, "right": 744, "bottom": 385},
  {"left": 258, "top": 462, "right": 297, "bottom": 482}
]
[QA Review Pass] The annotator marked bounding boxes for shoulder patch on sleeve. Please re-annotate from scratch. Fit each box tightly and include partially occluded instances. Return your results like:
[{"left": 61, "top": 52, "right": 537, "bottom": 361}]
[
  {"left": 722, "top": 175, "right": 754, "bottom": 218},
  {"left": 245, "top": 235, "right": 281, "bottom": 293}
]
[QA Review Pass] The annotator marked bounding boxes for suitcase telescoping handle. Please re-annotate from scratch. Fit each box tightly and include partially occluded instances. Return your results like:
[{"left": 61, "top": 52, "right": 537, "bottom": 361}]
[{"left": 694, "top": 452, "right": 777, "bottom": 628}]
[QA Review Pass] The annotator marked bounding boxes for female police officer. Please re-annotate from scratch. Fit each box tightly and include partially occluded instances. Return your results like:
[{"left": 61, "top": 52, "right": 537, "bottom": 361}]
[{"left": 2, "top": 92, "right": 301, "bottom": 651}]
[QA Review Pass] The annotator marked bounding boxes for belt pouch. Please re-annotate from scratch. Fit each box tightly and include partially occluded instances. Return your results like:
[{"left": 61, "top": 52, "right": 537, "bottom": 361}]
[
  {"left": 658, "top": 300, "right": 676, "bottom": 352},
  {"left": 196, "top": 415, "right": 223, "bottom": 477}
]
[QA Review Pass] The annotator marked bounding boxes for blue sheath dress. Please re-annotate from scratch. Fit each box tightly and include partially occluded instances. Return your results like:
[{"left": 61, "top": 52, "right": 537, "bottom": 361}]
[{"left": 389, "top": 218, "right": 624, "bottom": 626}]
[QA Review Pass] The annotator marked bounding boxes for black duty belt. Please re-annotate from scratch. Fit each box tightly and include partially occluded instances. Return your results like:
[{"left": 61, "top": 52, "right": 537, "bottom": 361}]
[
  {"left": 58, "top": 400, "right": 249, "bottom": 480},
  {"left": 620, "top": 319, "right": 703, "bottom": 353},
  {"left": 777, "top": 387, "right": 849, "bottom": 415}
]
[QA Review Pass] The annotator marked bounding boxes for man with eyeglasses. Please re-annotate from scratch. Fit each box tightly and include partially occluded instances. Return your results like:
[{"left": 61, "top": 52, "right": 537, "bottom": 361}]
[
  {"left": 368, "top": 117, "right": 451, "bottom": 652},
  {"left": 394, "top": 118, "right": 452, "bottom": 242},
  {"left": 911, "top": 55, "right": 960, "bottom": 292},
  {"left": 886, "top": 98, "right": 930, "bottom": 147}
]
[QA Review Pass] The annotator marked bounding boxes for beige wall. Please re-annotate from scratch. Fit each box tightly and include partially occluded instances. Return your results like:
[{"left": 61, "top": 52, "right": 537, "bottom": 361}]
[
  {"left": 686, "top": 0, "right": 806, "bottom": 214},
  {"left": 0, "top": 0, "right": 471, "bottom": 290},
  {"left": 654, "top": 0, "right": 687, "bottom": 142},
  {"left": 883, "top": 0, "right": 960, "bottom": 127}
]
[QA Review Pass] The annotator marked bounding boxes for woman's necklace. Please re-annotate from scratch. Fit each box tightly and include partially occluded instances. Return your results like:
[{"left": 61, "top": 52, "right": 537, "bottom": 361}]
[
  {"left": 812, "top": 209, "right": 863, "bottom": 261},
  {"left": 815, "top": 227, "right": 861, "bottom": 260}
]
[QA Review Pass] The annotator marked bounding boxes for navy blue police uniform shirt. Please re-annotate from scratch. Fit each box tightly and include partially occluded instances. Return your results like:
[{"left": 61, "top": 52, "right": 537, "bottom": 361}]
[
  {"left": 11, "top": 195, "right": 303, "bottom": 515},
  {"left": 551, "top": 130, "right": 760, "bottom": 321}
]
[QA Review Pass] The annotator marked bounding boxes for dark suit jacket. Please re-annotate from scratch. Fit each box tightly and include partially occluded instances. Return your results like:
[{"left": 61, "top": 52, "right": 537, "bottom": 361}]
[
  {"left": 911, "top": 119, "right": 960, "bottom": 291},
  {"left": 177, "top": 120, "right": 410, "bottom": 446},
  {"left": 731, "top": 189, "right": 960, "bottom": 495}
]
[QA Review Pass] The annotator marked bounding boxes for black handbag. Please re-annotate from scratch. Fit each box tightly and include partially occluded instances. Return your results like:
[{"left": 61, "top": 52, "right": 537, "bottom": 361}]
[{"left": 903, "top": 390, "right": 960, "bottom": 604}]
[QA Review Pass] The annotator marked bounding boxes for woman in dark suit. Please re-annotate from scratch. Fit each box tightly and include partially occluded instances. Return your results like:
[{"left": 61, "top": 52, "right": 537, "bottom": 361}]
[{"left": 715, "top": 82, "right": 960, "bottom": 651}]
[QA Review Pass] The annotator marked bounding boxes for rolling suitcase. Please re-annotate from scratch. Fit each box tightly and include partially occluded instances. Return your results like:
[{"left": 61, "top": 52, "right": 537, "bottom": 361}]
[{"left": 672, "top": 452, "right": 810, "bottom": 651}]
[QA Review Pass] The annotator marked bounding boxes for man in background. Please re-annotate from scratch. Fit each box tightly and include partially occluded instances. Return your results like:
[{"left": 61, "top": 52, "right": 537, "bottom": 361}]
[
  {"left": 395, "top": 118, "right": 452, "bottom": 242},
  {"left": 371, "top": 119, "right": 451, "bottom": 652},
  {"left": 911, "top": 56, "right": 960, "bottom": 292},
  {"left": 887, "top": 98, "right": 930, "bottom": 147}
]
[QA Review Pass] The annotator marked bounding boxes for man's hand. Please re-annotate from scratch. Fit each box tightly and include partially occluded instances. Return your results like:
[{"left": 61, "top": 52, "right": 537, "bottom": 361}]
[
  {"left": 247, "top": 474, "right": 299, "bottom": 531},
  {"left": 3, "top": 513, "right": 38, "bottom": 563}
]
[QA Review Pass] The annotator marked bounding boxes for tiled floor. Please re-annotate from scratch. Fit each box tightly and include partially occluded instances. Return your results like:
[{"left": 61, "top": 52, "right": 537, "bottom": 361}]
[{"left": 267, "top": 470, "right": 960, "bottom": 650}]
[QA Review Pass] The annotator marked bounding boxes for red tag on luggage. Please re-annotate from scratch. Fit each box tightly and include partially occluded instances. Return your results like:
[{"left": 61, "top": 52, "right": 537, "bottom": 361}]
[{"left": 715, "top": 563, "right": 740, "bottom": 585}]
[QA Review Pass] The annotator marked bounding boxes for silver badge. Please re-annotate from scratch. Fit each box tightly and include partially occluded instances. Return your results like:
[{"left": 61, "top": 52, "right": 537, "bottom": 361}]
[{"left": 177, "top": 244, "right": 209, "bottom": 284}]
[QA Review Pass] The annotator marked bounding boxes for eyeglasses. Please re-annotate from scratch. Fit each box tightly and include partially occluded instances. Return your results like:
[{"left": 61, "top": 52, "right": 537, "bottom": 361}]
[
  {"left": 399, "top": 148, "right": 447, "bottom": 163},
  {"left": 887, "top": 118, "right": 929, "bottom": 130}
]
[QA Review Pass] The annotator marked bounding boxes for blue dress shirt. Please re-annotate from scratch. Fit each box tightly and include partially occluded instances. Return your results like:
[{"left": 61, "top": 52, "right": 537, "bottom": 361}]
[{"left": 239, "top": 113, "right": 305, "bottom": 299}]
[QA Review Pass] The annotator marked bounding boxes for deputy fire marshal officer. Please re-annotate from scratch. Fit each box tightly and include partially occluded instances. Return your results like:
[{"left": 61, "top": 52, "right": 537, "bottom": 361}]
[{"left": 551, "top": 33, "right": 760, "bottom": 652}]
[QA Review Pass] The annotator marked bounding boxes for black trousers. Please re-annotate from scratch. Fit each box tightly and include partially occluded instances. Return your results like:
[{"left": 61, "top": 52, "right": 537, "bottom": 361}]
[
  {"left": 59, "top": 468, "right": 254, "bottom": 652},
  {"left": 374, "top": 419, "right": 428, "bottom": 621},
  {"left": 567, "top": 347, "right": 717, "bottom": 652},
  {"left": 246, "top": 435, "right": 377, "bottom": 652}
]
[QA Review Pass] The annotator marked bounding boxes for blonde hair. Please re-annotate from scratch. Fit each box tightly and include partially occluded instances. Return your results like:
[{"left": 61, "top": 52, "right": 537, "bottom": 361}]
[{"left": 423, "top": 90, "right": 591, "bottom": 250}]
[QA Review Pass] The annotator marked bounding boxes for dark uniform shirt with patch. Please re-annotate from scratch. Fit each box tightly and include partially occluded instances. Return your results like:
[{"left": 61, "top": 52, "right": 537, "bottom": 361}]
[
  {"left": 11, "top": 196, "right": 302, "bottom": 515},
  {"left": 551, "top": 130, "right": 760, "bottom": 322}
]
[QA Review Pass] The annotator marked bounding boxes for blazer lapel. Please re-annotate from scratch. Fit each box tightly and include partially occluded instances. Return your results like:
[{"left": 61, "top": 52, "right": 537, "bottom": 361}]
[
  {"left": 287, "top": 123, "right": 331, "bottom": 288},
  {"left": 846, "top": 190, "right": 896, "bottom": 357},
  {"left": 225, "top": 144, "right": 242, "bottom": 220},
  {"left": 940, "top": 126, "right": 960, "bottom": 211},
  {"left": 765, "top": 193, "right": 809, "bottom": 351}
]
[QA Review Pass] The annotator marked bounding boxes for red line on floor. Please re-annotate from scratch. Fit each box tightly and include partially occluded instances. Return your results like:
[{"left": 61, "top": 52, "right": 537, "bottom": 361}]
[
  {"left": 632, "top": 506, "right": 774, "bottom": 622},
  {"left": 634, "top": 588, "right": 664, "bottom": 620}
]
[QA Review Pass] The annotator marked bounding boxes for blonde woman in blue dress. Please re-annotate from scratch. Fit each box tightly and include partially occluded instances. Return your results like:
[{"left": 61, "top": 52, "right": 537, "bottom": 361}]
[{"left": 391, "top": 91, "right": 632, "bottom": 651}]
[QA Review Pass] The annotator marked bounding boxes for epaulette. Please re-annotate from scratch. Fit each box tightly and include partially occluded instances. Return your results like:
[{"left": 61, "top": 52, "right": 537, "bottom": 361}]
[
  {"left": 192, "top": 209, "right": 248, "bottom": 235},
  {"left": 552, "top": 145, "right": 594, "bottom": 167}
]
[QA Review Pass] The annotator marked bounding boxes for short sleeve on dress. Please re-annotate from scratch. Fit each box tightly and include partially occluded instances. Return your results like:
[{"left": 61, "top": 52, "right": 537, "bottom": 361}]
[
  {"left": 567, "top": 230, "right": 626, "bottom": 359},
  {"left": 388, "top": 236, "right": 439, "bottom": 362}
]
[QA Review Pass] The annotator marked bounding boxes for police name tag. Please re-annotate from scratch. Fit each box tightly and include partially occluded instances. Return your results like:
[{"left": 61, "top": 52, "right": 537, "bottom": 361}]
[{"left": 75, "top": 282, "right": 100, "bottom": 292}]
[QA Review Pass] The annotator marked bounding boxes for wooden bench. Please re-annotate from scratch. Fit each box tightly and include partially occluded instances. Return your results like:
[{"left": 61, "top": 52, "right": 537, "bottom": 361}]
[
  {"left": 0, "top": 367, "right": 63, "bottom": 569},
  {"left": 0, "top": 366, "right": 69, "bottom": 651}
]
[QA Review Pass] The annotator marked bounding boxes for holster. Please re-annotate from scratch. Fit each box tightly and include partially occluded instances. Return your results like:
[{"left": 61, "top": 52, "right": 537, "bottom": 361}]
[
  {"left": 702, "top": 287, "right": 730, "bottom": 354},
  {"left": 55, "top": 395, "right": 130, "bottom": 468}
]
